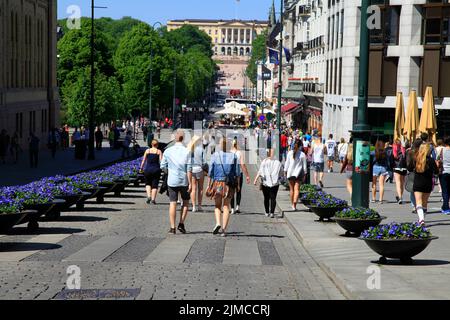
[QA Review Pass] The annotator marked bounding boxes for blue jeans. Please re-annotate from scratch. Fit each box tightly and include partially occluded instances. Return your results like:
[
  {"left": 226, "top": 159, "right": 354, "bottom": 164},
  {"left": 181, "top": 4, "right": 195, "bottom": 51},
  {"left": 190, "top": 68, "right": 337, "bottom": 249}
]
[
  {"left": 410, "top": 191, "right": 416, "bottom": 208},
  {"left": 439, "top": 174, "right": 450, "bottom": 211},
  {"left": 373, "top": 165, "right": 388, "bottom": 177}
]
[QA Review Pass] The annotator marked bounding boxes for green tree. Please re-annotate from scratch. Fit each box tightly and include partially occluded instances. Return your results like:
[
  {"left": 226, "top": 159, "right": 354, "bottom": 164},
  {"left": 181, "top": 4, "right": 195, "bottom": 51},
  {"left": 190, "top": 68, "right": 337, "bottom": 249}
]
[
  {"left": 246, "top": 31, "right": 268, "bottom": 85},
  {"left": 114, "top": 23, "right": 178, "bottom": 116},
  {"left": 62, "top": 67, "right": 123, "bottom": 127},
  {"left": 164, "top": 25, "right": 213, "bottom": 57}
]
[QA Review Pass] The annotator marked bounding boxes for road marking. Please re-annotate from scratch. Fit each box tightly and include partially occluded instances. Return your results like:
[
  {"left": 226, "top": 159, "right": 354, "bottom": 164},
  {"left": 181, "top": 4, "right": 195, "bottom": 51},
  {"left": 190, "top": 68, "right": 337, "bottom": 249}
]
[
  {"left": 223, "top": 240, "right": 262, "bottom": 265},
  {"left": 63, "top": 236, "right": 134, "bottom": 262},
  {"left": 143, "top": 237, "right": 196, "bottom": 264},
  {"left": 0, "top": 234, "right": 70, "bottom": 262}
]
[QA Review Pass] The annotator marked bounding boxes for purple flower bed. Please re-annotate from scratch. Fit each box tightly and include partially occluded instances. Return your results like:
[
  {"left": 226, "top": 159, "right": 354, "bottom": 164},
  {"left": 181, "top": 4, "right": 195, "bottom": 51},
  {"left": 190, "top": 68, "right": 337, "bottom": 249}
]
[
  {"left": 0, "top": 158, "right": 142, "bottom": 214},
  {"left": 311, "top": 194, "right": 348, "bottom": 208},
  {"left": 361, "top": 222, "right": 432, "bottom": 240}
]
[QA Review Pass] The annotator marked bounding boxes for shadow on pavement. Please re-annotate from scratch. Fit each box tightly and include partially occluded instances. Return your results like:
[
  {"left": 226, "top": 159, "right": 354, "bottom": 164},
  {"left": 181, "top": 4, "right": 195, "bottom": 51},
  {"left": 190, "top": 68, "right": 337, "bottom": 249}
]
[
  {"left": 6, "top": 227, "right": 86, "bottom": 235},
  {"left": 66, "top": 207, "right": 121, "bottom": 212},
  {"left": 56, "top": 216, "right": 109, "bottom": 222},
  {"left": 227, "top": 233, "right": 284, "bottom": 239},
  {"left": 0, "top": 242, "right": 62, "bottom": 252},
  {"left": 371, "top": 259, "right": 450, "bottom": 266}
]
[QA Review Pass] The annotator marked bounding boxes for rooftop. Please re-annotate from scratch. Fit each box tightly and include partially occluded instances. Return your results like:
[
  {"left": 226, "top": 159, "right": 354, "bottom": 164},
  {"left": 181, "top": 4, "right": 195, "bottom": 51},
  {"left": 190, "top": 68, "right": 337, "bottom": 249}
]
[{"left": 168, "top": 19, "right": 269, "bottom": 24}]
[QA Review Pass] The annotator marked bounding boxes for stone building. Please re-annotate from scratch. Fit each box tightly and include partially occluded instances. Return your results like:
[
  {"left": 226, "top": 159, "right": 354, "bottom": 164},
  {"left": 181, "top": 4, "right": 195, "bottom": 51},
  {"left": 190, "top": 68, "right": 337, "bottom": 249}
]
[
  {"left": 167, "top": 19, "right": 268, "bottom": 95},
  {"left": 0, "top": 0, "right": 60, "bottom": 148}
]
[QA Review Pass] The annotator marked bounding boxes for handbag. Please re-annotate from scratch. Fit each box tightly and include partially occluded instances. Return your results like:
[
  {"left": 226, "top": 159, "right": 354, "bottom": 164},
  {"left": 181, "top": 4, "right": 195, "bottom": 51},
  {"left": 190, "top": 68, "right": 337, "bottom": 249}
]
[
  {"left": 405, "top": 172, "right": 415, "bottom": 193},
  {"left": 218, "top": 153, "right": 237, "bottom": 189}
]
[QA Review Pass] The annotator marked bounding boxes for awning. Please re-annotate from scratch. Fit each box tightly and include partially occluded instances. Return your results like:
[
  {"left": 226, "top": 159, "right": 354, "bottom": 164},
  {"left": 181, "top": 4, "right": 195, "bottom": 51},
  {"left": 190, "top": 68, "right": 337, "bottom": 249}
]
[
  {"left": 282, "top": 81, "right": 305, "bottom": 100},
  {"left": 282, "top": 102, "right": 300, "bottom": 114}
]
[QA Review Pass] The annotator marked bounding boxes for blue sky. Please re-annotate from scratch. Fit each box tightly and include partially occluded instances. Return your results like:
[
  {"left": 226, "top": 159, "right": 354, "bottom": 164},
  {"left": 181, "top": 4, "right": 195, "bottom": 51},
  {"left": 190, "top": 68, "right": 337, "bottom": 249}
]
[{"left": 58, "top": 0, "right": 274, "bottom": 23}]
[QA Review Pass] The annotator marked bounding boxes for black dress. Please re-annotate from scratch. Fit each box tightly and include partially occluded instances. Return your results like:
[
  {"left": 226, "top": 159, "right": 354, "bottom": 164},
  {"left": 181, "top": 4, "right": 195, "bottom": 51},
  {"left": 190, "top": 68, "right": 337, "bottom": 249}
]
[{"left": 410, "top": 157, "right": 439, "bottom": 193}]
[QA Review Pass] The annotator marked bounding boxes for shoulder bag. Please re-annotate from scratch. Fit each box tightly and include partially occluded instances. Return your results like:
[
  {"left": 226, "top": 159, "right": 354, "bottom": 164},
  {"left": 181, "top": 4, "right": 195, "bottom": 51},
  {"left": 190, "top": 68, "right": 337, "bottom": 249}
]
[{"left": 405, "top": 171, "right": 415, "bottom": 193}]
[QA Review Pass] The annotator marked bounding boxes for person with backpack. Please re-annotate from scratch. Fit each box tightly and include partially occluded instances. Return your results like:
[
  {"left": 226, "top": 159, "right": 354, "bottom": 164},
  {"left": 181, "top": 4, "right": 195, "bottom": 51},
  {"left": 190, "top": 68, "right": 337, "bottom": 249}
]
[
  {"left": 206, "top": 137, "right": 238, "bottom": 237},
  {"left": 188, "top": 136, "right": 207, "bottom": 213},
  {"left": 393, "top": 139, "right": 408, "bottom": 204},
  {"left": 371, "top": 141, "right": 390, "bottom": 203}
]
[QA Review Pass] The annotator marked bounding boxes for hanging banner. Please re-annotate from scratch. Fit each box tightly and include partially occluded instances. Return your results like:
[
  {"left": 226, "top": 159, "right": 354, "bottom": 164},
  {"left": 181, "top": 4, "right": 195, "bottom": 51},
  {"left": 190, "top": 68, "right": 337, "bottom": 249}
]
[{"left": 355, "top": 141, "right": 371, "bottom": 174}]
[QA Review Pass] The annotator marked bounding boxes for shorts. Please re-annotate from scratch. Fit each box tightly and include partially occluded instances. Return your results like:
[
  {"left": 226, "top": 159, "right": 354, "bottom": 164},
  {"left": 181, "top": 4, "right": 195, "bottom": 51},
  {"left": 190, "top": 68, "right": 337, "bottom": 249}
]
[
  {"left": 168, "top": 186, "right": 190, "bottom": 202},
  {"left": 328, "top": 156, "right": 335, "bottom": 162},
  {"left": 192, "top": 171, "right": 204, "bottom": 180},
  {"left": 394, "top": 168, "right": 408, "bottom": 176},
  {"left": 312, "top": 162, "right": 324, "bottom": 172},
  {"left": 339, "top": 155, "right": 345, "bottom": 162},
  {"left": 373, "top": 165, "right": 389, "bottom": 177},
  {"left": 346, "top": 171, "right": 353, "bottom": 180},
  {"left": 144, "top": 170, "right": 161, "bottom": 189}
]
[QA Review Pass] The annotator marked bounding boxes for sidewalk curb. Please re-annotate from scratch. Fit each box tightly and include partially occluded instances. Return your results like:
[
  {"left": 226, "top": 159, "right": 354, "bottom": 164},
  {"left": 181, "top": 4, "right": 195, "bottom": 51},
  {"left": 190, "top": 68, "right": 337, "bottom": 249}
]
[{"left": 279, "top": 207, "right": 359, "bottom": 300}]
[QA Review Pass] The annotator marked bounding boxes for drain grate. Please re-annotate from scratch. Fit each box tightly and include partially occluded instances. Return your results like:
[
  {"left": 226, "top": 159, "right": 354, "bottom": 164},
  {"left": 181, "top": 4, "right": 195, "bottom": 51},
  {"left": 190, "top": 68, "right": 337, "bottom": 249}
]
[{"left": 54, "top": 288, "right": 141, "bottom": 300}]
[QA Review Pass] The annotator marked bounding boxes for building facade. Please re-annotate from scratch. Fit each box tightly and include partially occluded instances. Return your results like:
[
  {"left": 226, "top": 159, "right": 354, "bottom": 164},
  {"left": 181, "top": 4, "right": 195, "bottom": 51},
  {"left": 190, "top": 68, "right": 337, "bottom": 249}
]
[
  {"left": 167, "top": 19, "right": 268, "bottom": 95},
  {"left": 324, "top": 0, "right": 450, "bottom": 141},
  {"left": 0, "top": 0, "right": 60, "bottom": 148}
]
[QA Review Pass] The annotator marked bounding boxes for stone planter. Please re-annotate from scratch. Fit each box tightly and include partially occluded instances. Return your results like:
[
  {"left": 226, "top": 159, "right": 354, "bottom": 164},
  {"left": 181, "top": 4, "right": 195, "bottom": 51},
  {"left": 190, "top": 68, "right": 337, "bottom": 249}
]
[
  {"left": 21, "top": 199, "right": 66, "bottom": 232},
  {"left": 80, "top": 187, "right": 108, "bottom": 204},
  {"left": 0, "top": 211, "right": 35, "bottom": 233},
  {"left": 309, "top": 206, "right": 348, "bottom": 222},
  {"left": 334, "top": 216, "right": 387, "bottom": 236},
  {"left": 360, "top": 237, "right": 438, "bottom": 264}
]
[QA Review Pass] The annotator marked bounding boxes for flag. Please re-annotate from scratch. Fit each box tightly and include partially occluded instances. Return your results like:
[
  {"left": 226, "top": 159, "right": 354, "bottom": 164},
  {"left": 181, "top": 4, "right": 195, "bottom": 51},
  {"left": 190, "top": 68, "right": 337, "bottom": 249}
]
[
  {"left": 268, "top": 47, "right": 279, "bottom": 65},
  {"left": 284, "top": 47, "right": 291, "bottom": 63}
]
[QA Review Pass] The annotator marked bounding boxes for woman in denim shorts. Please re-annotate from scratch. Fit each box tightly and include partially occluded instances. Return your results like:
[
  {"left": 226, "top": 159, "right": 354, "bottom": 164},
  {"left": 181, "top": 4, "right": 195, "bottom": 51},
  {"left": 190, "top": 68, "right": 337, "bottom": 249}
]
[{"left": 371, "top": 141, "right": 389, "bottom": 203}]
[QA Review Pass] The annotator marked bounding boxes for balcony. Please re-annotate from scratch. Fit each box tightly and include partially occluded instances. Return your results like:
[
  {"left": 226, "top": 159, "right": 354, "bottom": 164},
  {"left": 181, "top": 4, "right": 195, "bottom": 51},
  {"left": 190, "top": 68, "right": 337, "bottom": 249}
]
[
  {"left": 301, "top": 79, "right": 324, "bottom": 98},
  {"left": 298, "top": 5, "right": 311, "bottom": 19}
]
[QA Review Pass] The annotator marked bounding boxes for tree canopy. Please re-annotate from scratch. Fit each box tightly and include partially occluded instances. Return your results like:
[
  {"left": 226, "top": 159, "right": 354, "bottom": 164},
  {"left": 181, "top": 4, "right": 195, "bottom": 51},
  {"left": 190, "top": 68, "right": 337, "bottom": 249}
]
[
  {"left": 246, "top": 31, "right": 268, "bottom": 85},
  {"left": 57, "top": 18, "right": 216, "bottom": 127}
]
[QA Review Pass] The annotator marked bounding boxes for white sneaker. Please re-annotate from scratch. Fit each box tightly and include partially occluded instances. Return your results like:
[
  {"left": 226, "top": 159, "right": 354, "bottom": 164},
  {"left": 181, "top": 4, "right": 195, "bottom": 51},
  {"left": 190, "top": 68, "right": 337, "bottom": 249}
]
[
  {"left": 265, "top": 213, "right": 270, "bottom": 217},
  {"left": 235, "top": 205, "right": 240, "bottom": 213},
  {"left": 231, "top": 209, "right": 235, "bottom": 215},
  {"left": 192, "top": 205, "right": 197, "bottom": 213},
  {"left": 270, "top": 213, "right": 275, "bottom": 218}
]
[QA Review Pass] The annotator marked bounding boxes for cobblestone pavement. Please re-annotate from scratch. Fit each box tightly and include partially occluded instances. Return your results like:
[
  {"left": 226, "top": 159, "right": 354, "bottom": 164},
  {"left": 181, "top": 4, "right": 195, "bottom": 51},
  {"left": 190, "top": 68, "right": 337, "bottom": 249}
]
[{"left": 0, "top": 166, "right": 345, "bottom": 300}]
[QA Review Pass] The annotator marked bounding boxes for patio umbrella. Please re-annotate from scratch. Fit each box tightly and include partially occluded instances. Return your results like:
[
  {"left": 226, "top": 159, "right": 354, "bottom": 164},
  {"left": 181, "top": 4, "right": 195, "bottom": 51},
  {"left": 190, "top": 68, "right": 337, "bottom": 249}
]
[
  {"left": 215, "top": 107, "right": 247, "bottom": 116},
  {"left": 393, "top": 92, "right": 405, "bottom": 142},
  {"left": 419, "top": 86, "right": 437, "bottom": 145},
  {"left": 224, "top": 101, "right": 246, "bottom": 110},
  {"left": 403, "top": 90, "right": 420, "bottom": 143}
]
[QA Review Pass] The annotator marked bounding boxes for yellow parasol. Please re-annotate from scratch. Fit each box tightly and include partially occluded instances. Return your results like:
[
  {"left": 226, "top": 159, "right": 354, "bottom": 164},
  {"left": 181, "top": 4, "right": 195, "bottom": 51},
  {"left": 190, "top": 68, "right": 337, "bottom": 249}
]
[
  {"left": 394, "top": 92, "right": 405, "bottom": 142},
  {"left": 403, "top": 90, "right": 420, "bottom": 143},
  {"left": 419, "top": 86, "right": 437, "bottom": 145}
]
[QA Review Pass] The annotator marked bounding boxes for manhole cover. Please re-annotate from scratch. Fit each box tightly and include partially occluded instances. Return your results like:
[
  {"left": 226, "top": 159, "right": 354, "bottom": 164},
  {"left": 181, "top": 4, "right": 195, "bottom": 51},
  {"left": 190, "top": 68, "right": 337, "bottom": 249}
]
[{"left": 54, "top": 288, "right": 141, "bottom": 300}]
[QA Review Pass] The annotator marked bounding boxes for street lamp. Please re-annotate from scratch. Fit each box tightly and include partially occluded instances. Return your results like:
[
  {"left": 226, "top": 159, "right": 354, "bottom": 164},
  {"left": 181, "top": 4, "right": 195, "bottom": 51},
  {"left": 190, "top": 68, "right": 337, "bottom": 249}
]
[
  {"left": 88, "top": 0, "right": 107, "bottom": 161},
  {"left": 149, "top": 21, "right": 163, "bottom": 142},
  {"left": 172, "top": 46, "right": 184, "bottom": 130},
  {"left": 276, "top": 0, "right": 284, "bottom": 161},
  {"left": 351, "top": 0, "right": 372, "bottom": 208}
]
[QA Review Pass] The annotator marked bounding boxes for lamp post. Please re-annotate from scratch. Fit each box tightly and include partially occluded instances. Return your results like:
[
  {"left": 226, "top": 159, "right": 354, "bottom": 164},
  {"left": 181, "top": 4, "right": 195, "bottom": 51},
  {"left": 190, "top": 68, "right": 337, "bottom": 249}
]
[
  {"left": 149, "top": 22, "right": 163, "bottom": 127},
  {"left": 351, "top": 0, "right": 372, "bottom": 208},
  {"left": 172, "top": 46, "right": 184, "bottom": 130},
  {"left": 88, "top": 0, "right": 107, "bottom": 161},
  {"left": 276, "top": 0, "right": 284, "bottom": 161}
]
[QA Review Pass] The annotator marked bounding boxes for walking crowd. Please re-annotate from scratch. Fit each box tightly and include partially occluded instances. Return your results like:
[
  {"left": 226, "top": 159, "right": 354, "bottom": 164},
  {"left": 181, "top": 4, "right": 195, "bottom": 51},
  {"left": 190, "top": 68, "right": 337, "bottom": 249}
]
[{"left": 141, "top": 125, "right": 447, "bottom": 235}]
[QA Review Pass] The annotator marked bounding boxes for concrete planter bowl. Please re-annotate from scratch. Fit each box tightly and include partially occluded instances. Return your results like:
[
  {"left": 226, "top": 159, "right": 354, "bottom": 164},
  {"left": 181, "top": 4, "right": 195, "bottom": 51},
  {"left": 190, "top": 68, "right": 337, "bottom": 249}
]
[
  {"left": 0, "top": 211, "right": 35, "bottom": 234},
  {"left": 309, "top": 206, "right": 348, "bottom": 222},
  {"left": 21, "top": 199, "right": 66, "bottom": 232},
  {"left": 360, "top": 236, "right": 438, "bottom": 265},
  {"left": 81, "top": 186, "right": 109, "bottom": 204},
  {"left": 334, "top": 216, "right": 387, "bottom": 237}
]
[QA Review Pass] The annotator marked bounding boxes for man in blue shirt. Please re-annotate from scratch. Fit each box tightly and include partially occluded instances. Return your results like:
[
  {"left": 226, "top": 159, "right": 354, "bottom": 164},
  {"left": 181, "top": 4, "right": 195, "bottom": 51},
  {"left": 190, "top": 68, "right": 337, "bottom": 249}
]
[{"left": 161, "top": 129, "right": 192, "bottom": 234}]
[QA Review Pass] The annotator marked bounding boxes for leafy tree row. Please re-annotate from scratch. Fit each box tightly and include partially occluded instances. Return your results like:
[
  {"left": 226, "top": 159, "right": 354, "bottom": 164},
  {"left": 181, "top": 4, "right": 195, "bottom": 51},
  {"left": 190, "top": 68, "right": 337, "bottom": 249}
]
[{"left": 57, "top": 17, "right": 217, "bottom": 127}]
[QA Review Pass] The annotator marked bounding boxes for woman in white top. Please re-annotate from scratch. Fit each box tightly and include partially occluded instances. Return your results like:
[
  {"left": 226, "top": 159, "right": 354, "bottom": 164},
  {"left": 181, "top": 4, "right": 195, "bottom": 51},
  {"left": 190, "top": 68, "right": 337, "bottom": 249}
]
[
  {"left": 338, "top": 138, "right": 348, "bottom": 164},
  {"left": 230, "top": 138, "right": 250, "bottom": 214},
  {"left": 284, "top": 140, "right": 308, "bottom": 211},
  {"left": 187, "top": 136, "right": 206, "bottom": 212},
  {"left": 310, "top": 137, "right": 327, "bottom": 188},
  {"left": 254, "top": 149, "right": 283, "bottom": 218}
]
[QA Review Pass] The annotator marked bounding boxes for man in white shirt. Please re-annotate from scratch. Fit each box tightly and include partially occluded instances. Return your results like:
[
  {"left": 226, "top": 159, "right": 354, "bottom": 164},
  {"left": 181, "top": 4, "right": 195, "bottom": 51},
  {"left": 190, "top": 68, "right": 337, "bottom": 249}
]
[
  {"left": 326, "top": 134, "right": 337, "bottom": 173},
  {"left": 161, "top": 129, "right": 193, "bottom": 234}
]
